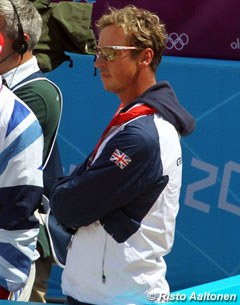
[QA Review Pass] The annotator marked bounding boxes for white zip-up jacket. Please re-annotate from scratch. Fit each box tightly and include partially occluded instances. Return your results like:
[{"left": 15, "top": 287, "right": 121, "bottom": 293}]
[{"left": 50, "top": 81, "right": 195, "bottom": 305}]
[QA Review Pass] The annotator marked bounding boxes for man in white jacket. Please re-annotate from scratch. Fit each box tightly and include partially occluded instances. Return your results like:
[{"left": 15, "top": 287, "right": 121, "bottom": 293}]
[{"left": 50, "top": 5, "right": 195, "bottom": 305}]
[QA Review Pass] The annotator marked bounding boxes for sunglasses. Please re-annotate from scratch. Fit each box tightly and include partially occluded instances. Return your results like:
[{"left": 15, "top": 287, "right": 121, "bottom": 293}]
[{"left": 95, "top": 46, "right": 140, "bottom": 62}]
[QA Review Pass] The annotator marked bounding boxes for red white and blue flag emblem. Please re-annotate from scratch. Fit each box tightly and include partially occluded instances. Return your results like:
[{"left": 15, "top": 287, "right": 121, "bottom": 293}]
[{"left": 110, "top": 149, "right": 132, "bottom": 170}]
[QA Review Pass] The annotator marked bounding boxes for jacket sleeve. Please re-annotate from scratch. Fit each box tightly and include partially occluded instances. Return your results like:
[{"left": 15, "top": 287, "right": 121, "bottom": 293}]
[
  {"left": 50, "top": 126, "right": 166, "bottom": 229},
  {"left": 0, "top": 100, "right": 43, "bottom": 292}
]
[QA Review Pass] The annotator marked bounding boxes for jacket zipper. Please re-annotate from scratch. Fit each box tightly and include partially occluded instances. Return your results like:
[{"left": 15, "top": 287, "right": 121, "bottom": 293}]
[{"left": 102, "top": 232, "right": 107, "bottom": 283}]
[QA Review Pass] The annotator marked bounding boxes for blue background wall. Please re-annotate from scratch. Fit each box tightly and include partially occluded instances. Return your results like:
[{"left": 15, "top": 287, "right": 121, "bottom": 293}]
[{"left": 47, "top": 54, "right": 240, "bottom": 295}]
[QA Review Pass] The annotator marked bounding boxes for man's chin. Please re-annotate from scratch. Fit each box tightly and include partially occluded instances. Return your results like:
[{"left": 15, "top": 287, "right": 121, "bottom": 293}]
[{"left": 103, "top": 83, "right": 115, "bottom": 93}]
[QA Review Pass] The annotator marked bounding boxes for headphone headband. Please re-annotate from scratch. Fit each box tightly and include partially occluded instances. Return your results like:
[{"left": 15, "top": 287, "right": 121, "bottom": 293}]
[{"left": 8, "top": 0, "right": 28, "bottom": 55}]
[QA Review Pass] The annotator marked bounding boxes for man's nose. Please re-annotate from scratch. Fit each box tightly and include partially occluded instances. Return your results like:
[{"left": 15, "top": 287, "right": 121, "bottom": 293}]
[{"left": 94, "top": 55, "right": 106, "bottom": 68}]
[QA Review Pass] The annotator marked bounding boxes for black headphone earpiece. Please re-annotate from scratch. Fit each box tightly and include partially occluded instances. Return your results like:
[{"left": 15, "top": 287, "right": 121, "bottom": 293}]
[{"left": 9, "top": 0, "right": 28, "bottom": 55}]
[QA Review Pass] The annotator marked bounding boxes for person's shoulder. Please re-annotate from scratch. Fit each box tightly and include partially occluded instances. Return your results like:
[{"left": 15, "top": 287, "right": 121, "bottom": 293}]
[
  {"left": 24, "top": 78, "right": 61, "bottom": 94},
  {"left": 125, "top": 114, "right": 158, "bottom": 144},
  {"left": 112, "top": 118, "right": 157, "bottom": 158},
  {"left": 15, "top": 78, "right": 62, "bottom": 105}
]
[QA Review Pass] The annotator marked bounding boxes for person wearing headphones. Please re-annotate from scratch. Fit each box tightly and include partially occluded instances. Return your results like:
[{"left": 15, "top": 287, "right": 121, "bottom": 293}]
[{"left": 0, "top": 0, "right": 63, "bottom": 301}]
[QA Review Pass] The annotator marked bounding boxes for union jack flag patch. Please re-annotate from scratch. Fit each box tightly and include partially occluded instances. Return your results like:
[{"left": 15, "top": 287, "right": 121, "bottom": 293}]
[{"left": 110, "top": 149, "right": 132, "bottom": 170}]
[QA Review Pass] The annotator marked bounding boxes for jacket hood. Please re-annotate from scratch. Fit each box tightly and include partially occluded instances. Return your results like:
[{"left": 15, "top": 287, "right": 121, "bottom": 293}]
[{"left": 122, "top": 81, "right": 195, "bottom": 136}]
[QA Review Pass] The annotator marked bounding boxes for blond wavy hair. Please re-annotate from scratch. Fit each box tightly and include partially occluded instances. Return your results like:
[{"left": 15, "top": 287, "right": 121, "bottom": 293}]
[{"left": 96, "top": 5, "right": 167, "bottom": 73}]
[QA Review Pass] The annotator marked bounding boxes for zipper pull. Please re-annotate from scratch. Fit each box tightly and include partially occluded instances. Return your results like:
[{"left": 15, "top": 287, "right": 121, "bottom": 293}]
[{"left": 102, "top": 274, "right": 106, "bottom": 283}]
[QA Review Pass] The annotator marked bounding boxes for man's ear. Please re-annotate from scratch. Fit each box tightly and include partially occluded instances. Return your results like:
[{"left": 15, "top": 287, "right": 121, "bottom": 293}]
[
  {"left": 24, "top": 33, "right": 30, "bottom": 42},
  {"left": 0, "top": 33, "right": 5, "bottom": 54},
  {"left": 138, "top": 48, "right": 154, "bottom": 67}
]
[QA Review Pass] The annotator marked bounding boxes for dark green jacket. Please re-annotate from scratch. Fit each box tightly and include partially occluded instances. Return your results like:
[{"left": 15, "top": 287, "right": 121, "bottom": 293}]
[
  {"left": 31, "top": 0, "right": 96, "bottom": 72},
  {"left": 13, "top": 70, "right": 63, "bottom": 258}
]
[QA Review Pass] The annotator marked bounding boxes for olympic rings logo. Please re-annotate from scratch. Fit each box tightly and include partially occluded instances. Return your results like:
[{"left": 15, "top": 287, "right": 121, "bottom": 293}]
[{"left": 166, "top": 33, "right": 189, "bottom": 50}]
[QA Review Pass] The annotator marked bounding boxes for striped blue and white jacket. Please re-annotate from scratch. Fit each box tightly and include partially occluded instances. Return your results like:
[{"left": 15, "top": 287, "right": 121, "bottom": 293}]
[{"left": 0, "top": 78, "right": 43, "bottom": 293}]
